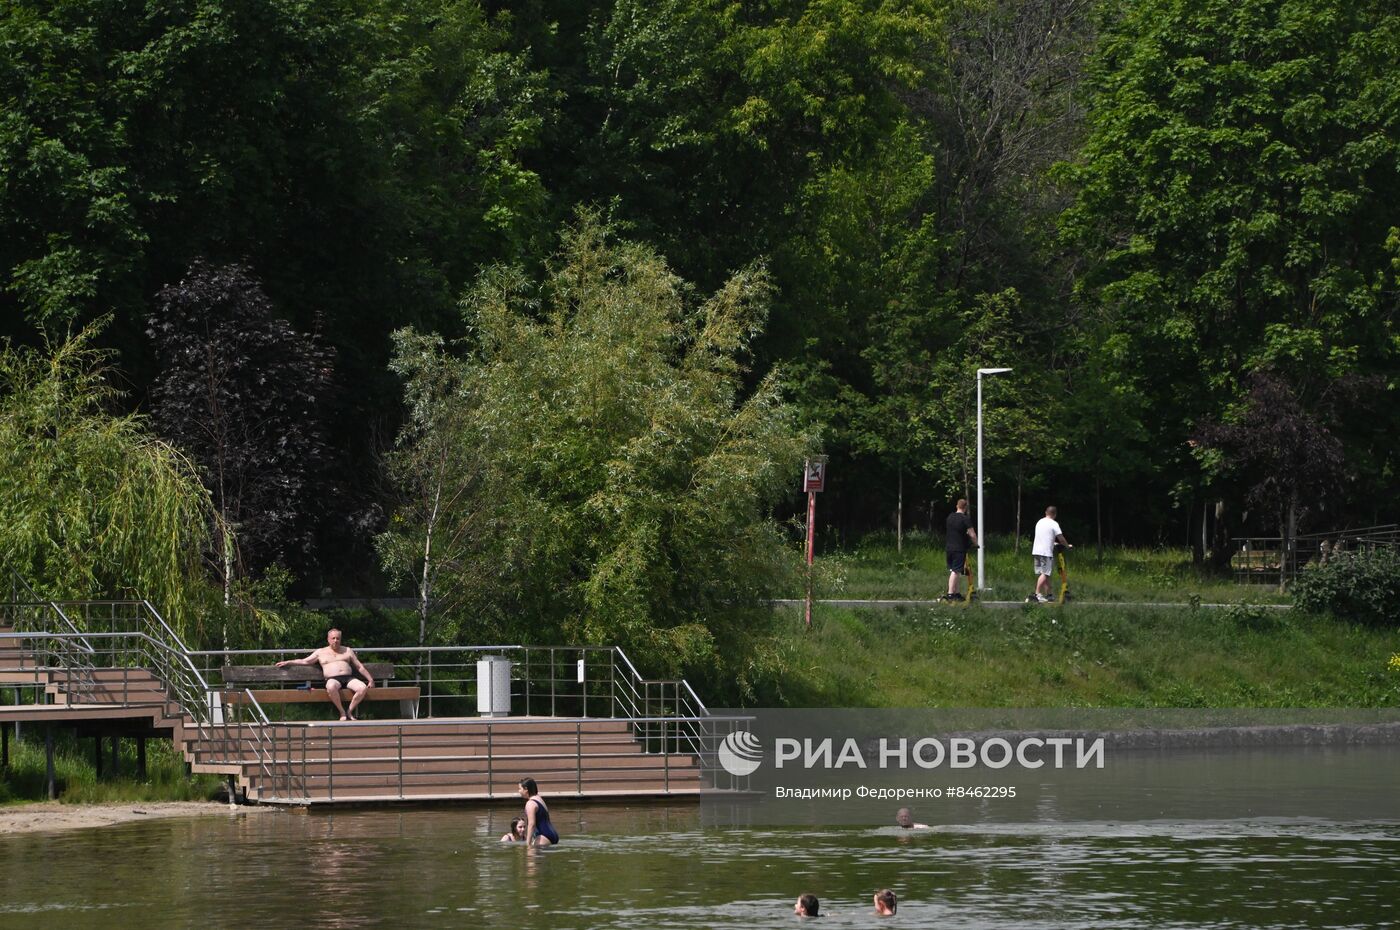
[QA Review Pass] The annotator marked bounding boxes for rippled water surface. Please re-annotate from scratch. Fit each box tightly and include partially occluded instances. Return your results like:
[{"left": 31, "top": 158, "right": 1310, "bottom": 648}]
[{"left": 2, "top": 745, "right": 1397, "bottom": 929}]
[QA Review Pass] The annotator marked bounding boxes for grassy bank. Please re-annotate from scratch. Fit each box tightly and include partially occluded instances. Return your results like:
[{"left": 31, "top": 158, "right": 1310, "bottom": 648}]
[
  {"left": 759, "top": 537, "right": 1398, "bottom": 708},
  {"left": 0, "top": 731, "right": 222, "bottom": 805},
  {"left": 765, "top": 603, "right": 1399, "bottom": 708}
]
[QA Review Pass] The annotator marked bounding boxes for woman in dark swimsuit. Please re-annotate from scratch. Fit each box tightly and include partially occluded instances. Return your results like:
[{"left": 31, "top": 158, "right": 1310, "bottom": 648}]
[{"left": 518, "top": 777, "right": 559, "bottom": 846}]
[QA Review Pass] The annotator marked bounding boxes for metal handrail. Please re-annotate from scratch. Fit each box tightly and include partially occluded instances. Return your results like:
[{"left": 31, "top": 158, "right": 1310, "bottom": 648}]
[
  {"left": 4, "top": 571, "right": 97, "bottom": 653},
  {"left": 274, "top": 712, "right": 751, "bottom": 803},
  {"left": 40, "top": 598, "right": 239, "bottom": 730},
  {"left": 2, "top": 603, "right": 100, "bottom": 703},
  {"left": 0, "top": 627, "right": 293, "bottom": 798},
  {"left": 4, "top": 572, "right": 718, "bottom": 804},
  {"left": 187, "top": 643, "right": 697, "bottom": 717}
]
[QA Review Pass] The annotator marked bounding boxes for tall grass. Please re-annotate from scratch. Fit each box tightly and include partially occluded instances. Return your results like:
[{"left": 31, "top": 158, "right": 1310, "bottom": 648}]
[
  {"left": 757, "top": 601, "right": 1400, "bottom": 708},
  {"left": 0, "top": 730, "right": 222, "bottom": 805}
]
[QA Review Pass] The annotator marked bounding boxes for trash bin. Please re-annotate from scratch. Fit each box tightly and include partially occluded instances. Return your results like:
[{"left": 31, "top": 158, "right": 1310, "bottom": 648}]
[{"left": 476, "top": 655, "right": 512, "bottom": 717}]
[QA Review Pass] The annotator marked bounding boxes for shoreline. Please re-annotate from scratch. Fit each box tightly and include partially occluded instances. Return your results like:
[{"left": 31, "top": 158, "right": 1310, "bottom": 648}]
[{"left": 0, "top": 800, "right": 277, "bottom": 836}]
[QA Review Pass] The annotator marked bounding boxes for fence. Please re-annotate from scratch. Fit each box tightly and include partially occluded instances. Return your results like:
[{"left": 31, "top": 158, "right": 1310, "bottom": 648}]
[
  {"left": 3, "top": 570, "right": 734, "bottom": 803},
  {"left": 1231, "top": 524, "right": 1400, "bottom": 586}
]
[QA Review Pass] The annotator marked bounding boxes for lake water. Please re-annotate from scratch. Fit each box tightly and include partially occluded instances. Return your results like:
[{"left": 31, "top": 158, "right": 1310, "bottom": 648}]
[{"left": 2, "top": 745, "right": 1397, "bottom": 929}]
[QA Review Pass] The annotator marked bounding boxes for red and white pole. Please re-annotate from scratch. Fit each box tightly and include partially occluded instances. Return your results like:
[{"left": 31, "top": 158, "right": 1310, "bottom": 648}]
[
  {"left": 801, "top": 456, "right": 827, "bottom": 630},
  {"left": 805, "top": 489, "right": 817, "bottom": 629}
]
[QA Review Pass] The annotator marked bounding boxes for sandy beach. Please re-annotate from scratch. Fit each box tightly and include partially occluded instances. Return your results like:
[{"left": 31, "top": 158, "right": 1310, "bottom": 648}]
[{"left": 0, "top": 801, "right": 275, "bottom": 836}]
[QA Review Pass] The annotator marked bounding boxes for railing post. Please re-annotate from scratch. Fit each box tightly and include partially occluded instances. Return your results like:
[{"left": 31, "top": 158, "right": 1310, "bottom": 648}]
[
  {"left": 576, "top": 719, "right": 583, "bottom": 796},
  {"left": 398, "top": 726, "right": 405, "bottom": 801},
  {"left": 327, "top": 727, "right": 334, "bottom": 803},
  {"left": 45, "top": 724, "right": 55, "bottom": 800}
]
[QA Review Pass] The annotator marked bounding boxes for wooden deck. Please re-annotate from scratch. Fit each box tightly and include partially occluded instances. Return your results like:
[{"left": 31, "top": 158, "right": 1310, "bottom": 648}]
[{"left": 0, "top": 627, "right": 705, "bottom": 805}]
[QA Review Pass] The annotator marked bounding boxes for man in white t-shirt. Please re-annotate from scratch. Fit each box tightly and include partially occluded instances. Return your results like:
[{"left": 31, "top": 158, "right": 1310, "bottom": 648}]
[{"left": 1031, "top": 506, "right": 1072, "bottom": 602}]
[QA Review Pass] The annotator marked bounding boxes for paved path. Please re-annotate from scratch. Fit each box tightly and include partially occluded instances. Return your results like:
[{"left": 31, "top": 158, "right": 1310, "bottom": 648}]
[{"left": 771, "top": 598, "right": 1290, "bottom": 610}]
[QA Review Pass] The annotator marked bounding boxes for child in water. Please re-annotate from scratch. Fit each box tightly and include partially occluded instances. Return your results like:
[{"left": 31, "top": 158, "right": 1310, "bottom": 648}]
[{"left": 500, "top": 816, "right": 526, "bottom": 842}]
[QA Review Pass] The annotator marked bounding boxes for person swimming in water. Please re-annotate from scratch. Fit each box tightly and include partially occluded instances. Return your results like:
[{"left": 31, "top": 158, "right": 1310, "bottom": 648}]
[
  {"left": 895, "top": 807, "right": 929, "bottom": 829},
  {"left": 500, "top": 816, "right": 526, "bottom": 842},
  {"left": 519, "top": 777, "right": 558, "bottom": 847}
]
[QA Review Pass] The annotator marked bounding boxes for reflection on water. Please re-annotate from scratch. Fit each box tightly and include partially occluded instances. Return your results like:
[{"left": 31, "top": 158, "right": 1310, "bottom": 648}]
[{"left": 1, "top": 747, "right": 1398, "bottom": 929}]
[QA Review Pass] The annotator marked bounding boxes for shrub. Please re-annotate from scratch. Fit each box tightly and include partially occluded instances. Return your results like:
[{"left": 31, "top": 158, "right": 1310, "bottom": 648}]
[
  {"left": 1292, "top": 549, "right": 1400, "bottom": 627},
  {"left": 1224, "top": 602, "right": 1287, "bottom": 631}
]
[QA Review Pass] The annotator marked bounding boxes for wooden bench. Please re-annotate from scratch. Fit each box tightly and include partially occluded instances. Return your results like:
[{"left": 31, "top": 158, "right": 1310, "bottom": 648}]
[
  {"left": 1232, "top": 550, "right": 1281, "bottom": 571},
  {"left": 220, "top": 663, "right": 420, "bottom": 719}
]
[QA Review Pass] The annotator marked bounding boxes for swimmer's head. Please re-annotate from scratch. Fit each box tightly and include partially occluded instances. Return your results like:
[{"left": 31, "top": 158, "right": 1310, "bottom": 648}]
[
  {"left": 874, "top": 889, "right": 897, "bottom": 916},
  {"left": 895, "top": 807, "right": 915, "bottom": 828},
  {"left": 795, "top": 893, "right": 819, "bottom": 917}
]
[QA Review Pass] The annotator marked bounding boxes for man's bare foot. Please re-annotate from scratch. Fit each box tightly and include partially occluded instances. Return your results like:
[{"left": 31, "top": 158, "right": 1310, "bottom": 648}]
[{"left": 339, "top": 715, "right": 348, "bottom": 721}]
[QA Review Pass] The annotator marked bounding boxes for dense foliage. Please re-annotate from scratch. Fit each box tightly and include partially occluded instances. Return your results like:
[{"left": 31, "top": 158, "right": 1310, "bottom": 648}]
[
  {"left": 0, "top": 330, "right": 217, "bottom": 639},
  {"left": 1292, "top": 549, "right": 1400, "bottom": 628},
  {"left": 380, "top": 214, "right": 810, "bottom": 692},
  {"left": 1063, "top": 0, "right": 1400, "bottom": 544},
  {"left": 2, "top": 0, "right": 1397, "bottom": 661},
  {"left": 148, "top": 260, "right": 336, "bottom": 588}
]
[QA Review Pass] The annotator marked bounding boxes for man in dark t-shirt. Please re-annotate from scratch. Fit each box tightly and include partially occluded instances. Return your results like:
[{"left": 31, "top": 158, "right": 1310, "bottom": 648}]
[{"left": 945, "top": 499, "right": 978, "bottom": 599}]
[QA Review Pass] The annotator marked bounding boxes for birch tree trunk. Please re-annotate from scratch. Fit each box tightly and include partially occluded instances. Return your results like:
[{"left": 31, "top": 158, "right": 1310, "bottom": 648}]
[{"left": 897, "top": 468, "right": 904, "bottom": 553}]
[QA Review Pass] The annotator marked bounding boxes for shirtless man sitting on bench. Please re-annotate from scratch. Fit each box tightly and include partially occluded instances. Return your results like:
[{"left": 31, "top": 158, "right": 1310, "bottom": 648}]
[{"left": 276, "top": 628, "right": 376, "bottom": 721}]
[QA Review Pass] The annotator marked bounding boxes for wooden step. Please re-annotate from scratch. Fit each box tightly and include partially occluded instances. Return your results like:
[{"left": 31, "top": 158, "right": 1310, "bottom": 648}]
[
  {"left": 0, "top": 670, "right": 49, "bottom": 685},
  {"left": 52, "top": 682, "right": 171, "bottom": 701},
  {"left": 0, "top": 704, "right": 165, "bottom": 723},
  {"left": 0, "top": 649, "right": 711, "bottom": 808},
  {"left": 253, "top": 776, "right": 706, "bottom": 804},
  {"left": 254, "top": 751, "right": 698, "bottom": 778}
]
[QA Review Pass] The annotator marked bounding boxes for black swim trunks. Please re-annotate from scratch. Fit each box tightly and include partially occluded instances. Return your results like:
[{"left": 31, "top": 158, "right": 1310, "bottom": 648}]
[{"left": 325, "top": 673, "right": 364, "bottom": 689}]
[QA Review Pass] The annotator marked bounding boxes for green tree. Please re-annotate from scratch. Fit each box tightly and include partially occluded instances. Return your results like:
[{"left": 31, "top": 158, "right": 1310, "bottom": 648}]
[
  {"left": 0, "top": 0, "right": 543, "bottom": 333},
  {"left": 147, "top": 260, "right": 336, "bottom": 599},
  {"left": 781, "top": 119, "right": 945, "bottom": 546},
  {"left": 0, "top": 0, "right": 548, "bottom": 590},
  {"left": 377, "top": 329, "right": 486, "bottom": 649},
  {"left": 1062, "top": 0, "right": 1400, "bottom": 532},
  {"left": 382, "top": 213, "right": 812, "bottom": 696},
  {"left": 0, "top": 327, "right": 219, "bottom": 640}
]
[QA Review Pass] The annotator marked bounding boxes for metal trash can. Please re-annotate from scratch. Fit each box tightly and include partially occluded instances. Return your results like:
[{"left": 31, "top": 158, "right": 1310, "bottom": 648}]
[{"left": 476, "top": 655, "right": 512, "bottom": 717}]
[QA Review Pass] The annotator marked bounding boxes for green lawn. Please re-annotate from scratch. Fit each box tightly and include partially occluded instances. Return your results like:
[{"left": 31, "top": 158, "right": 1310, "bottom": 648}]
[
  {"left": 759, "top": 536, "right": 1397, "bottom": 708},
  {"left": 761, "top": 602, "right": 1399, "bottom": 708},
  {"left": 818, "top": 533, "right": 1289, "bottom": 604}
]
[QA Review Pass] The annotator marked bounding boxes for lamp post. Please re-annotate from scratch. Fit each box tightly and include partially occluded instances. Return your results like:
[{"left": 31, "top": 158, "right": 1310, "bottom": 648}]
[{"left": 976, "top": 367, "right": 1012, "bottom": 591}]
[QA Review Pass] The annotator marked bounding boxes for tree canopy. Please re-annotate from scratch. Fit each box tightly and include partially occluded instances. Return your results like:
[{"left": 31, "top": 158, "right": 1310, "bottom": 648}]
[
  {"left": 381, "top": 213, "right": 811, "bottom": 693},
  {"left": 2, "top": 0, "right": 1397, "bottom": 642},
  {"left": 0, "top": 328, "right": 218, "bottom": 639}
]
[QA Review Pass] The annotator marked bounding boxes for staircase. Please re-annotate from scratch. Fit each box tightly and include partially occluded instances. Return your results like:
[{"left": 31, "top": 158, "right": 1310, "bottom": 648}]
[
  {"left": 183, "top": 718, "right": 702, "bottom": 804},
  {"left": 0, "top": 598, "right": 716, "bottom": 805}
]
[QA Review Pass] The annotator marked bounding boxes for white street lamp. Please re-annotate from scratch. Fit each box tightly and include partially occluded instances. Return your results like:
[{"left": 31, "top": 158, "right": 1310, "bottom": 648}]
[{"left": 976, "top": 367, "right": 1012, "bottom": 591}]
